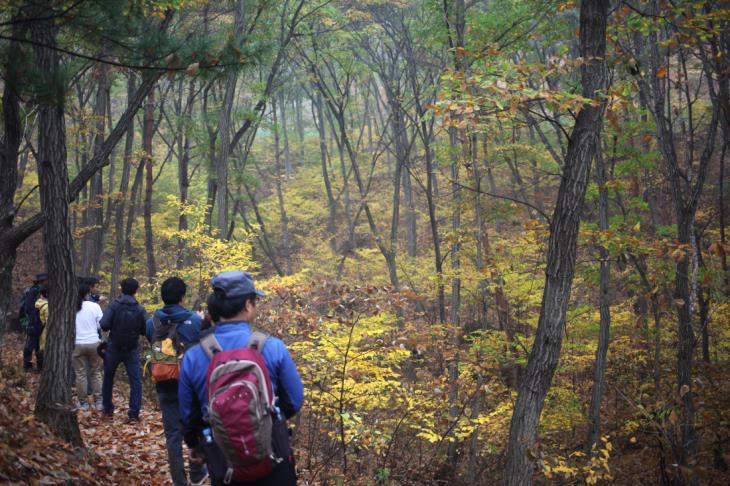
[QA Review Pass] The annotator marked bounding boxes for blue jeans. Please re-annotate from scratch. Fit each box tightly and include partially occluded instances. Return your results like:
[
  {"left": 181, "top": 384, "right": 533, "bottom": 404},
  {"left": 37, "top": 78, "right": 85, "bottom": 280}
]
[
  {"left": 102, "top": 346, "right": 142, "bottom": 418},
  {"left": 158, "top": 389, "right": 207, "bottom": 485}
]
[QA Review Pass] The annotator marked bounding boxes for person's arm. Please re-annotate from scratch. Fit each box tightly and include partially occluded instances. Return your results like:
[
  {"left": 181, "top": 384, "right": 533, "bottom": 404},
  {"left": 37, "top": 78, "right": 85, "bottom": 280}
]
[
  {"left": 93, "top": 303, "right": 103, "bottom": 328},
  {"left": 274, "top": 341, "right": 304, "bottom": 419},
  {"left": 179, "top": 353, "right": 204, "bottom": 448},
  {"left": 138, "top": 305, "right": 149, "bottom": 336},
  {"left": 100, "top": 302, "right": 115, "bottom": 331},
  {"left": 145, "top": 317, "right": 154, "bottom": 343},
  {"left": 40, "top": 302, "right": 48, "bottom": 326}
]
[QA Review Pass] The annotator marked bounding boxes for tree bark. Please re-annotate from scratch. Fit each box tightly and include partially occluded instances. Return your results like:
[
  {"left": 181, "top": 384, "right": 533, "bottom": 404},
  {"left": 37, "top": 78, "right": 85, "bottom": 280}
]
[
  {"left": 313, "top": 92, "right": 337, "bottom": 243},
  {"left": 586, "top": 147, "right": 611, "bottom": 452},
  {"left": 30, "top": 4, "right": 82, "bottom": 444},
  {"left": 111, "top": 75, "right": 136, "bottom": 299},
  {"left": 279, "top": 92, "right": 293, "bottom": 178},
  {"left": 272, "top": 98, "right": 292, "bottom": 274},
  {"left": 0, "top": 12, "right": 25, "bottom": 362},
  {"left": 87, "top": 60, "right": 110, "bottom": 276},
  {"left": 505, "top": 1, "right": 609, "bottom": 483},
  {"left": 142, "top": 91, "right": 157, "bottom": 280}
]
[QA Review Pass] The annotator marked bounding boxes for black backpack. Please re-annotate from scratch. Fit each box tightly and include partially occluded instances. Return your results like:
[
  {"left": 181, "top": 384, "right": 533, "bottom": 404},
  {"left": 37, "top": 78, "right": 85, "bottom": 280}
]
[
  {"left": 21, "top": 286, "right": 42, "bottom": 336},
  {"left": 110, "top": 302, "right": 143, "bottom": 351}
]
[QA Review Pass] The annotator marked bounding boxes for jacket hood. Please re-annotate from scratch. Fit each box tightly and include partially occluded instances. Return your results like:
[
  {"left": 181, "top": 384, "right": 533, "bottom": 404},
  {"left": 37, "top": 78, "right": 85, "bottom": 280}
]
[
  {"left": 154, "top": 304, "right": 194, "bottom": 325},
  {"left": 35, "top": 298, "right": 47, "bottom": 310},
  {"left": 116, "top": 295, "right": 138, "bottom": 306}
]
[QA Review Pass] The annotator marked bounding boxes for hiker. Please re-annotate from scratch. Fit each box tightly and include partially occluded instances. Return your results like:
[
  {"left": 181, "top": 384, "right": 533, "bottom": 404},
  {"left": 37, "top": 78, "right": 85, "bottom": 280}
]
[
  {"left": 74, "top": 283, "right": 104, "bottom": 411},
  {"left": 199, "top": 292, "right": 220, "bottom": 331},
  {"left": 179, "top": 270, "right": 304, "bottom": 486},
  {"left": 21, "top": 272, "right": 47, "bottom": 372},
  {"left": 146, "top": 277, "right": 208, "bottom": 486},
  {"left": 36, "top": 286, "right": 49, "bottom": 352},
  {"left": 100, "top": 277, "right": 148, "bottom": 421},
  {"left": 84, "top": 277, "right": 105, "bottom": 304}
]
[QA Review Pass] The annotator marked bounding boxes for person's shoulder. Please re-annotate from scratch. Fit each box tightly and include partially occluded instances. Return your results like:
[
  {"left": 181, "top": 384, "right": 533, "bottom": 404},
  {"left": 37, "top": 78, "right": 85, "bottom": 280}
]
[
  {"left": 85, "top": 301, "right": 102, "bottom": 312},
  {"left": 261, "top": 334, "right": 289, "bottom": 357},
  {"left": 181, "top": 340, "right": 206, "bottom": 369}
]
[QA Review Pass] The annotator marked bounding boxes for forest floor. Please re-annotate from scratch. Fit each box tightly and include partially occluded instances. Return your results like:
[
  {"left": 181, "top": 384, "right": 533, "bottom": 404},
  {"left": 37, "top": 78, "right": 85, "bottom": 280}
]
[
  {"left": 0, "top": 332, "right": 170, "bottom": 485},
  {"left": 2, "top": 328, "right": 730, "bottom": 484}
]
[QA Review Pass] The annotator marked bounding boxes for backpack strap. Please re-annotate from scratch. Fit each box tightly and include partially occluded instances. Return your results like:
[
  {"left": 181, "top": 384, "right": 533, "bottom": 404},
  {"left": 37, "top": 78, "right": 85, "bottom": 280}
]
[
  {"left": 200, "top": 332, "right": 223, "bottom": 359},
  {"left": 248, "top": 331, "right": 268, "bottom": 351}
]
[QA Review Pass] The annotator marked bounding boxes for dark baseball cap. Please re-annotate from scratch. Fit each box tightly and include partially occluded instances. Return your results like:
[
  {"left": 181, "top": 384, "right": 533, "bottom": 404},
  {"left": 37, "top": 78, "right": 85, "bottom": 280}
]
[
  {"left": 211, "top": 270, "right": 265, "bottom": 299},
  {"left": 35, "top": 273, "right": 48, "bottom": 282}
]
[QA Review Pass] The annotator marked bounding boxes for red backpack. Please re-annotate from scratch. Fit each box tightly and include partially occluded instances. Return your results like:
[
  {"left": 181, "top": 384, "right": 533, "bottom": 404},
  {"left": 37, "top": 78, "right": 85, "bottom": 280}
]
[{"left": 201, "top": 331, "right": 275, "bottom": 483}]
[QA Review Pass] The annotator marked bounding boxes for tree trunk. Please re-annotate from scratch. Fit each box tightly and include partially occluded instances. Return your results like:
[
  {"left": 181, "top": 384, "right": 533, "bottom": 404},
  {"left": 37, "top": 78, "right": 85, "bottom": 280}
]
[
  {"left": 110, "top": 75, "right": 136, "bottom": 299},
  {"left": 505, "top": 1, "right": 609, "bottom": 483},
  {"left": 0, "top": 14, "right": 24, "bottom": 362},
  {"left": 88, "top": 61, "right": 110, "bottom": 275},
  {"left": 216, "top": 0, "right": 245, "bottom": 238},
  {"left": 142, "top": 92, "right": 157, "bottom": 281},
  {"left": 279, "top": 92, "right": 293, "bottom": 178},
  {"left": 272, "top": 98, "right": 292, "bottom": 274},
  {"left": 586, "top": 147, "right": 612, "bottom": 452},
  {"left": 295, "top": 90, "right": 305, "bottom": 163},
  {"left": 30, "top": 6, "right": 82, "bottom": 444},
  {"left": 313, "top": 93, "right": 337, "bottom": 243}
]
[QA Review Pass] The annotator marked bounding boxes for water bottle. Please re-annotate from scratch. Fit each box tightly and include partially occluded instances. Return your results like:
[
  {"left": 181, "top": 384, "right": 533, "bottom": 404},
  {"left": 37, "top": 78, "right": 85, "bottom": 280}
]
[{"left": 202, "top": 427, "right": 213, "bottom": 444}]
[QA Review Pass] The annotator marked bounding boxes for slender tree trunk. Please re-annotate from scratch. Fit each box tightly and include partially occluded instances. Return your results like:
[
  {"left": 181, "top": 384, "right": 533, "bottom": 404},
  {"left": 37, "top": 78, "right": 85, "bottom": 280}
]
[
  {"left": 326, "top": 108, "right": 353, "bottom": 243},
  {"left": 586, "top": 148, "right": 612, "bottom": 452},
  {"left": 124, "top": 153, "right": 145, "bottom": 257},
  {"left": 696, "top": 239, "right": 710, "bottom": 363},
  {"left": 111, "top": 75, "right": 136, "bottom": 299},
  {"left": 272, "top": 99, "right": 292, "bottom": 274},
  {"left": 425, "top": 131, "right": 445, "bottom": 323},
  {"left": 216, "top": 0, "right": 245, "bottom": 238},
  {"left": 0, "top": 14, "right": 24, "bottom": 362},
  {"left": 280, "top": 92, "right": 293, "bottom": 178},
  {"left": 142, "top": 92, "right": 157, "bottom": 280},
  {"left": 505, "top": 2, "right": 609, "bottom": 483},
  {"left": 31, "top": 5, "right": 82, "bottom": 444},
  {"left": 313, "top": 93, "right": 337, "bottom": 244},
  {"left": 295, "top": 90, "right": 305, "bottom": 163},
  {"left": 449, "top": 128, "right": 461, "bottom": 329},
  {"left": 88, "top": 60, "right": 109, "bottom": 275},
  {"left": 177, "top": 80, "right": 194, "bottom": 268}
]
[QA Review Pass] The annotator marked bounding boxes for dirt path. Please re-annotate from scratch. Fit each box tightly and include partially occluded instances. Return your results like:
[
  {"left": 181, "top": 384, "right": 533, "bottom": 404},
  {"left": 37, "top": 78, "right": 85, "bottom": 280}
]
[{"left": 0, "top": 332, "right": 173, "bottom": 485}]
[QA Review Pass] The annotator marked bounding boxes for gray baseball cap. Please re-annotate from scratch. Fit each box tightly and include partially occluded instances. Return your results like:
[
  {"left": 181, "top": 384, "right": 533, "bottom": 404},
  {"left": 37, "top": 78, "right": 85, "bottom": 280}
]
[{"left": 211, "top": 270, "right": 265, "bottom": 299}]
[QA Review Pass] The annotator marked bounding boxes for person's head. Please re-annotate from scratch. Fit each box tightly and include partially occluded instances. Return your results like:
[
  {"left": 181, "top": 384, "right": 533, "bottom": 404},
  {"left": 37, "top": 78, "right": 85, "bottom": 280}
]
[
  {"left": 77, "top": 283, "right": 90, "bottom": 311},
  {"left": 209, "top": 270, "right": 265, "bottom": 323},
  {"left": 85, "top": 277, "right": 101, "bottom": 295},
  {"left": 39, "top": 286, "right": 49, "bottom": 299},
  {"left": 34, "top": 272, "right": 48, "bottom": 286},
  {"left": 202, "top": 292, "right": 221, "bottom": 330},
  {"left": 120, "top": 277, "right": 139, "bottom": 296},
  {"left": 161, "top": 277, "right": 186, "bottom": 305}
]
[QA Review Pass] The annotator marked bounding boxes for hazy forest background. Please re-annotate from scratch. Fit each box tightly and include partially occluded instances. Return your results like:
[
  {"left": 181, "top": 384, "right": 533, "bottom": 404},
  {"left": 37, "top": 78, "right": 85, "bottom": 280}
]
[{"left": 0, "top": 0, "right": 729, "bottom": 484}]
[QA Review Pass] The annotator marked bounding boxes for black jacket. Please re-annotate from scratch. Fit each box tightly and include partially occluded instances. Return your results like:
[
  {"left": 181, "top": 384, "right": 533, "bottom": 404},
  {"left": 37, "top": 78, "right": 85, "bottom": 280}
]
[
  {"left": 100, "top": 295, "right": 147, "bottom": 350},
  {"left": 21, "top": 285, "right": 42, "bottom": 336}
]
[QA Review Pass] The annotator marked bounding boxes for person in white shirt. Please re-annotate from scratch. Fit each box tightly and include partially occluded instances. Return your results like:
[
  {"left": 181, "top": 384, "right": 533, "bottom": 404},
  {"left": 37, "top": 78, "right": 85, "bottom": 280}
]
[{"left": 74, "top": 283, "right": 104, "bottom": 411}]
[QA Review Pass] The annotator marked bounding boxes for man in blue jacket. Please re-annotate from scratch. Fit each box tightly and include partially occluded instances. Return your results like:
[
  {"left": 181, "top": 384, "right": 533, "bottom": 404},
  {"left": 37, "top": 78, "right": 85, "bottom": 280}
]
[
  {"left": 179, "top": 270, "right": 304, "bottom": 486},
  {"left": 146, "top": 277, "right": 207, "bottom": 486}
]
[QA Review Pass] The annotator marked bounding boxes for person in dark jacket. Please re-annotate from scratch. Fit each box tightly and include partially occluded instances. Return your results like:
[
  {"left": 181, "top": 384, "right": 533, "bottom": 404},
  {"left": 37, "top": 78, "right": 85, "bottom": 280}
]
[
  {"left": 145, "top": 277, "right": 207, "bottom": 486},
  {"left": 100, "top": 277, "right": 148, "bottom": 421},
  {"left": 22, "top": 272, "right": 48, "bottom": 372}
]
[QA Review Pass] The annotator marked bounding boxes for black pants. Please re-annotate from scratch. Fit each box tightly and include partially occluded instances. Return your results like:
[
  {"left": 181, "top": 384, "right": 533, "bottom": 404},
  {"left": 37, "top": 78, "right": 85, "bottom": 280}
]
[
  {"left": 210, "top": 459, "right": 296, "bottom": 486},
  {"left": 23, "top": 334, "right": 43, "bottom": 370},
  {"left": 205, "top": 418, "right": 296, "bottom": 486}
]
